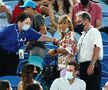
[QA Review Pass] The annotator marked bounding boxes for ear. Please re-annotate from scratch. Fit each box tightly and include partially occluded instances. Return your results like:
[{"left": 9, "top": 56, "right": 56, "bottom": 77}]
[
  {"left": 18, "top": 21, "right": 22, "bottom": 30},
  {"left": 75, "top": 71, "right": 79, "bottom": 76}
]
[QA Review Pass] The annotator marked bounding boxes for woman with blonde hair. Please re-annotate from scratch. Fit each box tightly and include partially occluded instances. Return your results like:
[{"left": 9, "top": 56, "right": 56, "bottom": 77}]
[{"left": 49, "top": 15, "right": 76, "bottom": 70}]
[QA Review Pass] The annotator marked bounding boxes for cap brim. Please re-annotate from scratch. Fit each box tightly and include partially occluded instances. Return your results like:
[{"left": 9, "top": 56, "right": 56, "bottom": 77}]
[{"left": 19, "top": 6, "right": 26, "bottom": 9}]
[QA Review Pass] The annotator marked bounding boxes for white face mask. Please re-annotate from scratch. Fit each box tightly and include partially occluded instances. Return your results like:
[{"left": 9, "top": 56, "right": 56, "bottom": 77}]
[
  {"left": 65, "top": 71, "right": 74, "bottom": 80},
  {"left": 102, "top": 87, "right": 105, "bottom": 90},
  {"left": 62, "top": 28, "right": 69, "bottom": 34},
  {"left": 22, "top": 24, "right": 30, "bottom": 31}
]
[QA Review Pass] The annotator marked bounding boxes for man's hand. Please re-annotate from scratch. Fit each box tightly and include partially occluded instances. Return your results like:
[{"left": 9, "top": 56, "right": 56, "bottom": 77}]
[{"left": 87, "top": 64, "right": 94, "bottom": 76}]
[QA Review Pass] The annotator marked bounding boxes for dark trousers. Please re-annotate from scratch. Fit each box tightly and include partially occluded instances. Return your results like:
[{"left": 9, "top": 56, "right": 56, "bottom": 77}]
[
  {"left": 0, "top": 48, "right": 19, "bottom": 77},
  {"left": 79, "top": 60, "right": 101, "bottom": 90}
]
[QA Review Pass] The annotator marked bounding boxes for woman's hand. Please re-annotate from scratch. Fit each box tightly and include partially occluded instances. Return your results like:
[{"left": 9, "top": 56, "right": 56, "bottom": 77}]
[{"left": 48, "top": 49, "right": 57, "bottom": 57}]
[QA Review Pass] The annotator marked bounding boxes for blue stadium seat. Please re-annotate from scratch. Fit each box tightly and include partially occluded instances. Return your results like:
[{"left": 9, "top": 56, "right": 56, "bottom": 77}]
[
  {"left": 16, "top": 60, "right": 28, "bottom": 75},
  {"left": 101, "top": 32, "right": 108, "bottom": 45},
  {"left": 44, "top": 16, "right": 51, "bottom": 27},
  {"left": 103, "top": 45, "right": 108, "bottom": 55},
  {"left": 101, "top": 77, "right": 108, "bottom": 88},
  {"left": 0, "top": 76, "right": 20, "bottom": 90},
  {"left": 102, "top": 17, "right": 108, "bottom": 27},
  {"left": 4, "top": 1, "right": 18, "bottom": 11},
  {"left": 98, "top": 2, "right": 108, "bottom": 17},
  {"left": 103, "top": 54, "right": 108, "bottom": 60},
  {"left": 101, "top": 62, "right": 108, "bottom": 73},
  {"left": 102, "top": 71, "right": 108, "bottom": 77},
  {"left": 28, "top": 56, "right": 45, "bottom": 70},
  {"left": 45, "top": 44, "right": 58, "bottom": 49}
]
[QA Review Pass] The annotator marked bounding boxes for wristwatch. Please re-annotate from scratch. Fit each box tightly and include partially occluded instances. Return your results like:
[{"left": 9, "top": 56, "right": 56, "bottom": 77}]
[{"left": 90, "top": 60, "right": 95, "bottom": 65}]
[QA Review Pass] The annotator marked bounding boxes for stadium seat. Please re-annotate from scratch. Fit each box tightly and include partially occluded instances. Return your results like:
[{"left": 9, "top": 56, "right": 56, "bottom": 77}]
[
  {"left": 101, "top": 77, "right": 108, "bottom": 88},
  {"left": 45, "top": 44, "right": 58, "bottom": 49},
  {"left": 101, "top": 32, "right": 108, "bottom": 45},
  {"left": 16, "top": 60, "right": 28, "bottom": 76},
  {"left": 103, "top": 45, "right": 108, "bottom": 55},
  {"left": 4, "top": 1, "right": 18, "bottom": 11},
  {"left": 102, "top": 71, "right": 108, "bottom": 77},
  {"left": 28, "top": 56, "right": 45, "bottom": 70},
  {"left": 102, "top": 17, "right": 108, "bottom": 27},
  {"left": 101, "top": 62, "right": 108, "bottom": 74},
  {"left": 103, "top": 54, "right": 108, "bottom": 59},
  {"left": 98, "top": 2, "right": 108, "bottom": 17},
  {"left": 44, "top": 16, "right": 51, "bottom": 27}
]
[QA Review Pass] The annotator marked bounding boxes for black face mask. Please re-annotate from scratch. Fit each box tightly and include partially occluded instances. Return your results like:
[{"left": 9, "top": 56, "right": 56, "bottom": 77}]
[
  {"left": 33, "top": 73, "right": 38, "bottom": 79},
  {"left": 74, "top": 24, "right": 84, "bottom": 35},
  {"left": 80, "top": 0, "right": 89, "bottom": 7}
]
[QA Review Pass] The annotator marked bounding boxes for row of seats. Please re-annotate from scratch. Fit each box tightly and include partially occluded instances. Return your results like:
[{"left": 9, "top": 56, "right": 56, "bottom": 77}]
[{"left": 100, "top": 32, "right": 108, "bottom": 89}]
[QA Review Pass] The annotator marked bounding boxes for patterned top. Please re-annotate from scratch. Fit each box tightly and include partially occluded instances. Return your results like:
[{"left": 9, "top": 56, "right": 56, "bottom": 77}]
[{"left": 58, "top": 31, "right": 76, "bottom": 70}]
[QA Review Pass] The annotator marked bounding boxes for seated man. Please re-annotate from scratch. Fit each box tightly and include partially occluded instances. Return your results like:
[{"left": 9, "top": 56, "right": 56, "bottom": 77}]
[{"left": 50, "top": 62, "right": 86, "bottom": 90}]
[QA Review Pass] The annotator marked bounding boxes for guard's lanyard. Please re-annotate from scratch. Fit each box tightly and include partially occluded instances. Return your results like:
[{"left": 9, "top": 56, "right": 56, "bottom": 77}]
[
  {"left": 15, "top": 25, "right": 26, "bottom": 49},
  {"left": 77, "top": 27, "right": 92, "bottom": 61}
]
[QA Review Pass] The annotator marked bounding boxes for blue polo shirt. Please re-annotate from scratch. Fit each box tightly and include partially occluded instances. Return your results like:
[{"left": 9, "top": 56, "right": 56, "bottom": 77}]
[{"left": 0, "top": 24, "right": 41, "bottom": 53}]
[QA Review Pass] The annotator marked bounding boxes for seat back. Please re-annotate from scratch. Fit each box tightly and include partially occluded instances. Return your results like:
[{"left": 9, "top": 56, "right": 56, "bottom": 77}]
[
  {"left": 101, "top": 77, "right": 108, "bottom": 88},
  {"left": 44, "top": 16, "right": 51, "bottom": 27},
  {"left": 28, "top": 56, "right": 45, "bottom": 70},
  {"left": 101, "top": 62, "right": 108, "bottom": 73},
  {"left": 103, "top": 45, "right": 108, "bottom": 55},
  {"left": 16, "top": 60, "right": 28, "bottom": 75}
]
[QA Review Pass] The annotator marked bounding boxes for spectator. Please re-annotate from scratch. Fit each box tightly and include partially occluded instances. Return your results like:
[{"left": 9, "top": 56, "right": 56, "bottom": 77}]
[
  {"left": 0, "top": 12, "right": 58, "bottom": 76},
  {"left": 0, "top": 1, "right": 12, "bottom": 29},
  {"left": 50, "top": 62, "right": 86, "bottom": 90},
  {"left": 77, "top": 11, "right": 103, "bottom": 90},
  {"left": 32, "top": 0, "right": 43, "bottom": 14},
  {"left": 18, "top": 63, "right": 42, "bottom": 90},
  {"left": 48, "top": 0, "right": 72, "bottom": 29},
  {"left": 20, "top": 0, "right": 47, "bottom": 34},
  {"left": 12, "top": 0, "right": 42, "bottom": 23},
  {"left": 48, "top": 15, "right": 76, "bottom": 70},
  {"left": 72, "top": 0, "right": 102, "bottom": 34},
  {"left": 19, "top": 0, "right": 47, "bottom": 58},
  {"left": 0, "top": 80, "right": 12, "bottom": 90},
  {"left": 102, "top": 81, "right": 108, "bottom": 90},
  {"left": 11, "top": 0, "right": 26, "bottom": 23}
]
